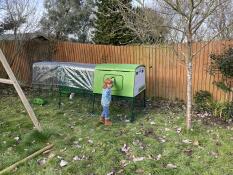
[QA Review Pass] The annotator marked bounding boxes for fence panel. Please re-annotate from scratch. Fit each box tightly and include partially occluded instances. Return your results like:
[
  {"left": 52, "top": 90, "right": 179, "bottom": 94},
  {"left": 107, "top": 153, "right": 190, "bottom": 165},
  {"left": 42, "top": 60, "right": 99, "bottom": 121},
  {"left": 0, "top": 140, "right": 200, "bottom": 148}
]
[{"left": 0, "top": 41, "right": 232, "bottom": 102}]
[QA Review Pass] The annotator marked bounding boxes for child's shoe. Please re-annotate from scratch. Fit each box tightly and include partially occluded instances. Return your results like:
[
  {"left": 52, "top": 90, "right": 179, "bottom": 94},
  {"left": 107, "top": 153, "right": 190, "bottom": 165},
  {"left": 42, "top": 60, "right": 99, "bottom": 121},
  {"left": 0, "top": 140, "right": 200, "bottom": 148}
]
[
  {"left": 99, "top": 116, "right": 105, "bottom": 124},
  {"left": 104, "top": 119, "right": 112, "bottom": 126}
]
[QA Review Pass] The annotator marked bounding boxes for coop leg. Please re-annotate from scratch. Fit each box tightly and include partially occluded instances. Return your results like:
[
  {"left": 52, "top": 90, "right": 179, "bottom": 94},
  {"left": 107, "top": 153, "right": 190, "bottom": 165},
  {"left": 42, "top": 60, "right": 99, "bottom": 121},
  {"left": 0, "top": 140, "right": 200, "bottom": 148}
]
[
  {"left": 143, "top": 90, "right": 146, "bottom": 108},
  {"left": 58, "top": 88, "right": 61, "bottom": 109},
  {"left": 39, "top": 85, "right": 42, "bottom": 96},
  {"left": 92, "top": 93, "right": 95, "bottom": 114},
  {"left": 130, "top": 98, "right": 135, "bottom": 122},
  {"left": 88, "top": 92, "right": 92, "bottom": 110}
]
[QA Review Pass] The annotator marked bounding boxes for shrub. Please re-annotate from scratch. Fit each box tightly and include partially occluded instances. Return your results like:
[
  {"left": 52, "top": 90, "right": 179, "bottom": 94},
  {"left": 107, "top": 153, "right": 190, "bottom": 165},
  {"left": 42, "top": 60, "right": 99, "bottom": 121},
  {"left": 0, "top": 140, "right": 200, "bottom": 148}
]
[
  {"left": 194, "top": 90, "right": 233, "bottom": 120},
  {"left": 194, "top": 90, "right": 213, "bottom": 112},
  {"left": 223, "top": 102, "right": 233, "bottom": 119},
  {"left": 211, "top": 101, "right": 233, "bottom": 120},
  {"left": 209, "top": 47, "right": 233, "bottom": 92}
]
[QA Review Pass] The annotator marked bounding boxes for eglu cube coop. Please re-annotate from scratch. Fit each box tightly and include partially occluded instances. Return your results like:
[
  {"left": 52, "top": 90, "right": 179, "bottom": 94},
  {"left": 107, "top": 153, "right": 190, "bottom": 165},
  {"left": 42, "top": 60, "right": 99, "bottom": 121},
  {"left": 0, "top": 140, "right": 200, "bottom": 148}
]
[
  {"left": 32, "top": 62, "right": 146, "bottom": 121},
  {"left": 92, "top": 64, "right": 146, "bottom": 121},
  {"left": 93, "top": 64, "right": 146, "bottom": 97}
]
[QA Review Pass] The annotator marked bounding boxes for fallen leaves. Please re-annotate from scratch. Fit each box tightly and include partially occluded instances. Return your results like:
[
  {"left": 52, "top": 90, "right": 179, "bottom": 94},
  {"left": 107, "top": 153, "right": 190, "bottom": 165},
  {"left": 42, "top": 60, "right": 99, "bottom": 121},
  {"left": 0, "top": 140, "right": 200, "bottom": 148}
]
[
  {"left": 144, "top": 128, "right": 155, "bottom": 137},
  {"left": 106, "top": 170, "right": 115, "bottom": 175},
  {"left": 135, "top": 169, "right": 144, "bottom": 174},
  {"left": 158, "top": 136, "right": 166, "bottom": 143},
  {"left": 88, "top": 139, "right": 94, "bottom": 144},
  {"left": 73, "top": 155, "right": 88, "bottom": 161},
  {"left": 14, "top": 136, "right": 20, "bottom": 141},
  {"left": 156, "top": 154, "right": 162, "bottom": 160},
  {"left": 150, "top": 121, "right": 156, "bottom": 125},
  {"left": 73, "top": 139, "right": 84, "bottom": 148},
  {"left": 60, "top": 160, "right": 68, "bottom": 167},
  {"left": 121, "top": 144, "right": 130, "bottom": 154},
  {"left": 37, "top": 158, "right": 47, "bottom": 166},
  {"left": 120, "top": 160, "right": 129, "bottom": 167},
  {"left": 166, "top": 163, "right": 177, "bottom": 169},
  {"left": 209, "top": 151, "right": 219, "bottom": 158},
  {"left": 182, "top": 139, "right": 192, "bottom": 144},
  {"left": 132, "top": 156, "right": 145, "bottom": 162},
  {"left": 37, "top": 152, "right": 56, "bottom": 166},
  {"left": 193, "top": 140, "right": 199, "bottom": 146},
  {"left": 132, "top": 139, "right": 145, "bottom": 150},
  {"left": 14, "top": 136, "right": 20, "bottom": 144},
  {"left": 183, "top": 149, "right": 193, "bottom": 156},
  {"left": 176, "top": 127, "right": 182, "bottom": 134}
]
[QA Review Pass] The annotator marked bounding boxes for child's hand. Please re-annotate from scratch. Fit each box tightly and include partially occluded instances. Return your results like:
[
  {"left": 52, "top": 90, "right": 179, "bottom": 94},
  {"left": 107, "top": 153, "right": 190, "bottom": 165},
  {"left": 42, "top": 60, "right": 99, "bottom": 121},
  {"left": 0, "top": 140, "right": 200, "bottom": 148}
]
[{"left": 107, "top": 83, "right": 112, "bottom": 88}]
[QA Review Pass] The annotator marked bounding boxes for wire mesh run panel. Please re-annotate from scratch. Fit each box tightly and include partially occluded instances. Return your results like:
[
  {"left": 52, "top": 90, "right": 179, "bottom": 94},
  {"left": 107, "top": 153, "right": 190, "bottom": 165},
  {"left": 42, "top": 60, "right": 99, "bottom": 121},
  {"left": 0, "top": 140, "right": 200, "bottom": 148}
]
[
  {"left": 93, "top": 64, "right": 146, "bottom": 97},
  {"left": 32, "top": 62, "right": 96, "bottom": 91}
]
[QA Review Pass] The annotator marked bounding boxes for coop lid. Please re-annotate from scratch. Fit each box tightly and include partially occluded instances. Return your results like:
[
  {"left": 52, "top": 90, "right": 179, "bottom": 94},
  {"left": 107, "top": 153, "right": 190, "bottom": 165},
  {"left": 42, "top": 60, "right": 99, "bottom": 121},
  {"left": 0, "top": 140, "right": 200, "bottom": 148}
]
[
  {"left": 33, "top": 61, "right": 96, "bottom": 70},
  {"left": 95, "top": 64, "right": 143, "bottom": 72}
]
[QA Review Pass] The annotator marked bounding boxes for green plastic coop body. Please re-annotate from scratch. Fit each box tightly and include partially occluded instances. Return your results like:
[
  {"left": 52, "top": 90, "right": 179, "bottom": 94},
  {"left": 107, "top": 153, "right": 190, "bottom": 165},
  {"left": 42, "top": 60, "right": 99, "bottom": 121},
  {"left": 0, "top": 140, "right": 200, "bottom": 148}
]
[{"left": 93, "top": 64, "right": 146, "bottom": 97}]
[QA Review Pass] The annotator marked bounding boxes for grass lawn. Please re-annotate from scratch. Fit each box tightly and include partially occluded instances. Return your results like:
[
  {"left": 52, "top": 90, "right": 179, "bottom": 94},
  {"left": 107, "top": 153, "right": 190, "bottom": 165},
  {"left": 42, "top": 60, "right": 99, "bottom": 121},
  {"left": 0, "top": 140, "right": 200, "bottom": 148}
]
[{"left": 0, "top": 89, "right": 232, "bottom": 175}]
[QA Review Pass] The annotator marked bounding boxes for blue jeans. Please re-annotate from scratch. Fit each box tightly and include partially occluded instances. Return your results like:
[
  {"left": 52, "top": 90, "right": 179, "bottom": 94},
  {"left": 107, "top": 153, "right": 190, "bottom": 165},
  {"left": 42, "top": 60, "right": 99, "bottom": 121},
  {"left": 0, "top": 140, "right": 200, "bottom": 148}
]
[{"left": 101, "top": 106, "right": 109, "bottom": 119}]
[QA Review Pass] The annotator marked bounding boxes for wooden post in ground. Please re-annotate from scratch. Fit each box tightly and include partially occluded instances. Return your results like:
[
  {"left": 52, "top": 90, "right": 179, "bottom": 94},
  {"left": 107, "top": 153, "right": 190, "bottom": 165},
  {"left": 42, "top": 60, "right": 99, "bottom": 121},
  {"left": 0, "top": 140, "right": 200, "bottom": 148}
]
[{"left": 0, "top": 49, "right": 42, "bottom": 132}]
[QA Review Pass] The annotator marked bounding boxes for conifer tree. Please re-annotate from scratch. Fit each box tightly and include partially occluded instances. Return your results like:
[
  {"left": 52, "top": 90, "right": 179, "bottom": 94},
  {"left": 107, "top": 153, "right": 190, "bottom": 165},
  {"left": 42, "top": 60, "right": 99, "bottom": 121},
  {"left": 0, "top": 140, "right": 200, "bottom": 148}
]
[{"left": 93, "top": 0, "right": 137, "bottom": 45}]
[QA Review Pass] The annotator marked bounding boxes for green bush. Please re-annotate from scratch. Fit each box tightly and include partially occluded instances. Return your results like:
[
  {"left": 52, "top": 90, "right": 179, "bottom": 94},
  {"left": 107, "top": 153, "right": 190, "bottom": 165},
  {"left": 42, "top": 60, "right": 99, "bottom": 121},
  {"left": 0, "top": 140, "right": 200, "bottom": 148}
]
[
  {"left": 223, "top": 102, "right": 233, "bottom": 119},
  {"left": 210, "top": 47, "right": 233, "bottom": 78},
  {"left": 194, "top": 90, "right": 213, "bottom": 112},
  {"left": 194, "top": 90, "right": 233, "bottom": 120},
  {"left": 209, "top": 47, "right": 233, "bottom": 93},
  {"left": 211, "top": 101, "right": 233, "bottom": 120}
]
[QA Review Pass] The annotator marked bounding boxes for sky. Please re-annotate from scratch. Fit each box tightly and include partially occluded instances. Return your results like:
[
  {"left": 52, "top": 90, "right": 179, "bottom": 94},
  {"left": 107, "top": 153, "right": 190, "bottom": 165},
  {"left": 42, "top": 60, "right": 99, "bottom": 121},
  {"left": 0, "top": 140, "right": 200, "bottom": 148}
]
[
  {"left": 37, "top": 0, "right": 45, "bottom": 18},
  {"left": 0, "top": 0, "right": 155, "bottom": 34},
  {"left": 35, "top": 0, "right": 155, "bottom": 16}
]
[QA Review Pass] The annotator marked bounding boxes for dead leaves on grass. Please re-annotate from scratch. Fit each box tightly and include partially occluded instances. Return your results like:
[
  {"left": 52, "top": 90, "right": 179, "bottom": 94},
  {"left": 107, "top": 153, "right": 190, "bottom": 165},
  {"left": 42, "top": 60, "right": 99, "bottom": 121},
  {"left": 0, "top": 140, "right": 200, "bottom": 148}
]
[
  {"left": 59, "top": 160, "right": 68, "bottom": 167},
  {"left": 166, "top": 163, "right": 177, "bottom": 169},
  {"left": 73, "top": 155, "right": 88, "bottom": 161}
]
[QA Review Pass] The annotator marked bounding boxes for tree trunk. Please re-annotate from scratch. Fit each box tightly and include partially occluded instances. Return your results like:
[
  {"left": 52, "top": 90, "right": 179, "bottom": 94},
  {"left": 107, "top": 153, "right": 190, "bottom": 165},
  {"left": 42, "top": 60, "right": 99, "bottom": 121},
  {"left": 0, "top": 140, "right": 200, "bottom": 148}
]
[
  {"left": 186, "top": 32, "right": 193, "bottom": 130},
  {"left": 186, "top": 59, "right": 192, "bottom": 130}
]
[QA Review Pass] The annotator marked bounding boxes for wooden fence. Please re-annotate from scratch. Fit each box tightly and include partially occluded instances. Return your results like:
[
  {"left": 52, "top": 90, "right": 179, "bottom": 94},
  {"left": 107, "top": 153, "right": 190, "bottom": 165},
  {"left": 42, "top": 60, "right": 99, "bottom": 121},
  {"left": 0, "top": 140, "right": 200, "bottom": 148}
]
[{"left": 0, "top": 41, "right": 232, "bottom": 102}]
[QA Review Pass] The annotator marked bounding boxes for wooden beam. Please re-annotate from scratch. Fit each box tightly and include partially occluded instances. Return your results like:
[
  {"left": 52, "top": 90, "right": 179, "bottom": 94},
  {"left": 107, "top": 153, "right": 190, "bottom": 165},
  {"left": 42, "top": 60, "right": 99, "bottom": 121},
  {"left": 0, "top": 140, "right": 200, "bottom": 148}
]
[
  {"left": 0, "top": 49, "right": 42, "bottom": 132},
  {"left": 0, "top": 78, "right": 13, "bottom": 84},
  {"left": 0, "top": 144, "right": 53, "bottom": 175}
]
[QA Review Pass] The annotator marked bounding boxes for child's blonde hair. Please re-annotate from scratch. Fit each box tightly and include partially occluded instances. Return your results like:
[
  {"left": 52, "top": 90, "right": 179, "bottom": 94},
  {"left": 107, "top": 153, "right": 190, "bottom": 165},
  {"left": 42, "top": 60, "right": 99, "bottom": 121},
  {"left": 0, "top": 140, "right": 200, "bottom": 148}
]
[{"left": 103, "top": 78, "right": 113, "bottom": 89}]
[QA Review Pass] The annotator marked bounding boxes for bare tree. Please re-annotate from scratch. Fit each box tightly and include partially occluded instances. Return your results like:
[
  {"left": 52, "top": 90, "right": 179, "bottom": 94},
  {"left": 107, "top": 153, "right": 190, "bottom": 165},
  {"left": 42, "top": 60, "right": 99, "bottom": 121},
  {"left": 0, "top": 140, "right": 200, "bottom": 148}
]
[
  {"left": 207, "top": 0, "right": 233, "bottom": 40},
  {"left": 118, "top": 0, "right": 233, "bottom": 129},
  {"left": 117, "top": 0, "right": 168, "bottom": 43},
  {"left": 0, "top": 0, "right": 40, "bottom": 38},
  {"left": 0, "top": 0, "right": 41, "bottom": 81}
]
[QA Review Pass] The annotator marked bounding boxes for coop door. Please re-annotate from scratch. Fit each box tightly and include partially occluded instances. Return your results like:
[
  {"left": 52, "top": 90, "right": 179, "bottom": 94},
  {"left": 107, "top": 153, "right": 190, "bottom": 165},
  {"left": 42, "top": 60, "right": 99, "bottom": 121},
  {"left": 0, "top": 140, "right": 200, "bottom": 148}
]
[
  {"left": 134, "top": 66, "right": 146, "bottom": 96},
  {"left": 103, "top": 74, "right": 123, "bottom": 91}
]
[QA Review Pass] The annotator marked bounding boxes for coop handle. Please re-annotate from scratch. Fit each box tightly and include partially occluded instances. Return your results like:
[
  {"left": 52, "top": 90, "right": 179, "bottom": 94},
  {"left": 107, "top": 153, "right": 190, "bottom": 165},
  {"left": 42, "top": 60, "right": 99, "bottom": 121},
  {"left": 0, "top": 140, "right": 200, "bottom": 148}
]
[{"left": 111, "top": 77, "right": 115, "bottom": 86}]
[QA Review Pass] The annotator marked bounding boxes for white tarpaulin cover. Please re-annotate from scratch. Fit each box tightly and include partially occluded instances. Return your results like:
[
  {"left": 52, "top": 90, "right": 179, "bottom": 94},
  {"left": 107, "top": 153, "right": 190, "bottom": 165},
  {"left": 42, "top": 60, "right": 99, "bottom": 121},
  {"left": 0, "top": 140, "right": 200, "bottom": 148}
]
[{"left": 32, "top": 62, "right": 96, "bottom": 91}]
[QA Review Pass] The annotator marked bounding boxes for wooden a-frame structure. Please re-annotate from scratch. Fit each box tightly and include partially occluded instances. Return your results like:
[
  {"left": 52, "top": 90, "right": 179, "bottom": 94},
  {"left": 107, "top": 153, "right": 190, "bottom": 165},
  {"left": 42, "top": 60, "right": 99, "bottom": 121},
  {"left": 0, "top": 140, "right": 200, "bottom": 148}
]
[{"left": 0, "top": 49, "right": 42, "bottom": 132}]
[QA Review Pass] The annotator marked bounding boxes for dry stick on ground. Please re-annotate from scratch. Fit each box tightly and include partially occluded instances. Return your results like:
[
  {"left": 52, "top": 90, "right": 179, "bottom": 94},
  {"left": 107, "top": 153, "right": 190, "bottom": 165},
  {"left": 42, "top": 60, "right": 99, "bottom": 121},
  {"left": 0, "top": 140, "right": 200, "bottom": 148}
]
[{"left": 0, "top": 144, "right": 54, "bottom": 175}]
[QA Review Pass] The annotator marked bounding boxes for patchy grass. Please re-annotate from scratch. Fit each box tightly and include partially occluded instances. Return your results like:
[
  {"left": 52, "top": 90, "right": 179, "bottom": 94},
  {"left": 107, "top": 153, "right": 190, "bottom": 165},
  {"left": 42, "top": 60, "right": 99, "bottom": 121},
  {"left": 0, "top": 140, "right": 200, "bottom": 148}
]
[{"left": 0, "top": 90, "right": 233, "bottom": 175}]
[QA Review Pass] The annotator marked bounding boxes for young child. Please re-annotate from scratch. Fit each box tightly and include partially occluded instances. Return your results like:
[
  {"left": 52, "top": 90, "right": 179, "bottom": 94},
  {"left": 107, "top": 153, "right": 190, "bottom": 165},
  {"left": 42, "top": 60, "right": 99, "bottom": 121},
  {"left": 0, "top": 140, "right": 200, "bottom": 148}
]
[{"left": 100, "top": 78, "right": 113, "bottom": 126}]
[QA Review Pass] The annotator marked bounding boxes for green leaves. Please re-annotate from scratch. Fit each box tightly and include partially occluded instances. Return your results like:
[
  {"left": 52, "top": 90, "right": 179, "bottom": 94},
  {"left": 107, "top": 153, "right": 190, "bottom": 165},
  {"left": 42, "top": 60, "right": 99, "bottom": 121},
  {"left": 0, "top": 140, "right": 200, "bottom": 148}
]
[
  {"left": 209, "top": 47, "right": 233, "bottom": 93},
  {"left": 93, "top": 0, "right": 137, "bottom": 45}
]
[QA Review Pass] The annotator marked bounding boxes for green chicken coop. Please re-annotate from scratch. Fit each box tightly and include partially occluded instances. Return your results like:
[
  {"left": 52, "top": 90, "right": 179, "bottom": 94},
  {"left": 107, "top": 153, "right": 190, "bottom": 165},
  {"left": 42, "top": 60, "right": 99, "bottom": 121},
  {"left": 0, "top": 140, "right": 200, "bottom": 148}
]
[
  {"left": 92, "top": 64, "right": 146, "bottom": 121},
  {"left": 32, "top": 62, "right": 146, "bottom": 121}
]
